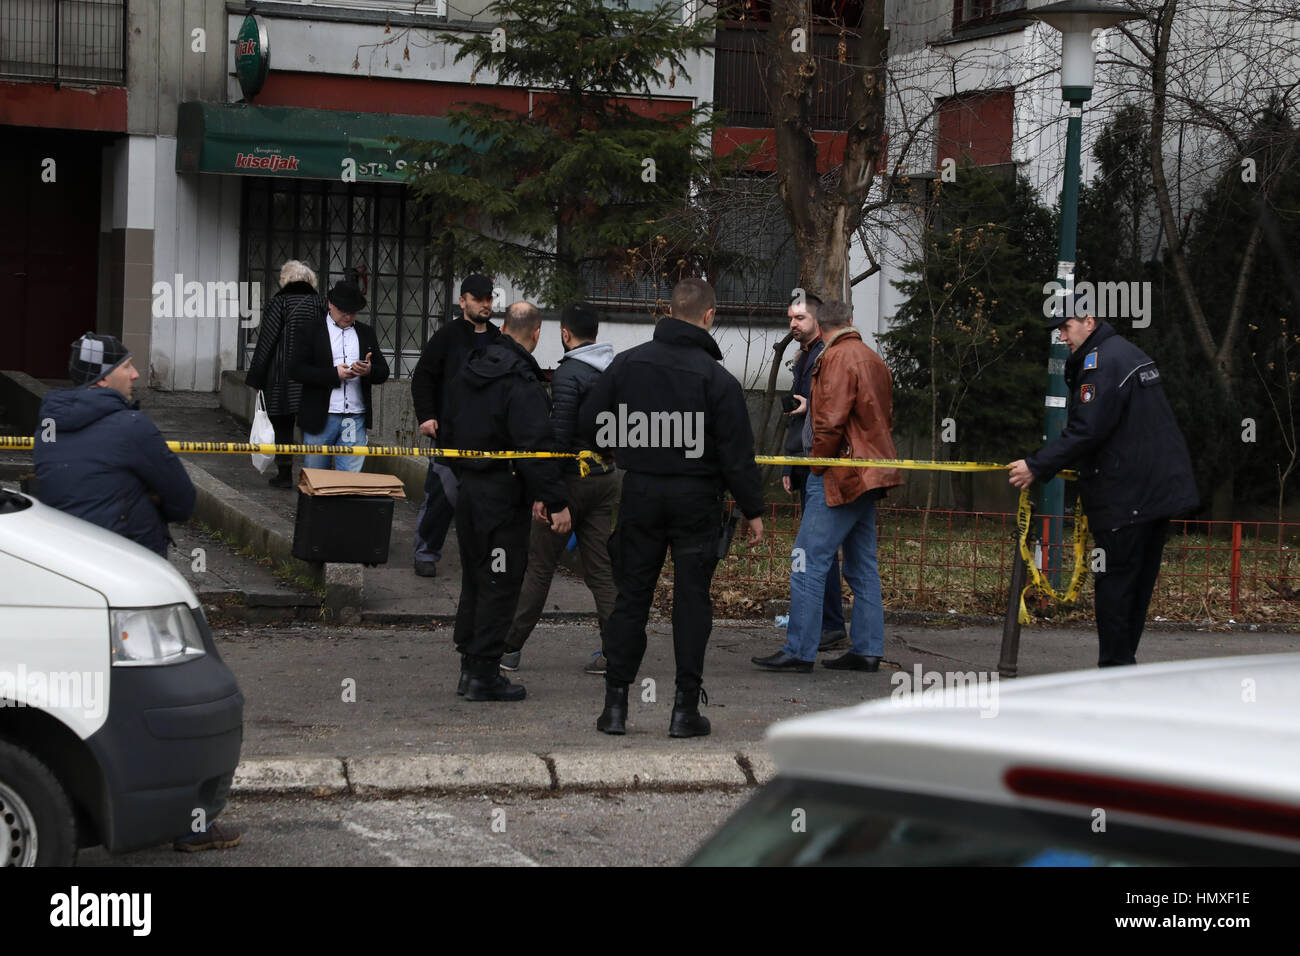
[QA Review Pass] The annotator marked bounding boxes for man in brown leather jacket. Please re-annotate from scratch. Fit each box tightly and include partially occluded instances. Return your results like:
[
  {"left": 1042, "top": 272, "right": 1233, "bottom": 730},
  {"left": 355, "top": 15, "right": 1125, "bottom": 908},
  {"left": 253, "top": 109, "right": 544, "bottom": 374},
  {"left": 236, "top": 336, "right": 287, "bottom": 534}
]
[{"left": 754, "top": 300, "right": 902, "bottom": 672}]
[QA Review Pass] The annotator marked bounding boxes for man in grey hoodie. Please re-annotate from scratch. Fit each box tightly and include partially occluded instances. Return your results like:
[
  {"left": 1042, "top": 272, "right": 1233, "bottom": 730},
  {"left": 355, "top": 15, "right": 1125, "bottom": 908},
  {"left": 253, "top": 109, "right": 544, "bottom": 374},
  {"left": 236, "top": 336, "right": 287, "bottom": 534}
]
[{"left": 501, "top": 302, "right": 621, "bottom": 674}]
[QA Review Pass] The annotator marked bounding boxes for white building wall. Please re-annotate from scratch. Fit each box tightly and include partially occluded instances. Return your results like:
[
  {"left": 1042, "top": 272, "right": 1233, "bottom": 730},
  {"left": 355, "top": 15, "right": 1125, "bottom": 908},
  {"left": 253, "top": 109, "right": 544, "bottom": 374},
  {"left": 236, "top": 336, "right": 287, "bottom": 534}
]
[{"left": 151, "top": 137, "right": 243, "bottom": 391}]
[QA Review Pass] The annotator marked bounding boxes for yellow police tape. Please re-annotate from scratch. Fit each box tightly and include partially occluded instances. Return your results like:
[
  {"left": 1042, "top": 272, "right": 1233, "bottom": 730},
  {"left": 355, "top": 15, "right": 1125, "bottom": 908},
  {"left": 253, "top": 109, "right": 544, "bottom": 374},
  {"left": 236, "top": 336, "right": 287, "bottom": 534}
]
[
  {"left": 1015, "top": 486, "right": 1089, "bottom": 624},
  {"left": 0, "top": 435, "right": 1087, "bottom": 618}
]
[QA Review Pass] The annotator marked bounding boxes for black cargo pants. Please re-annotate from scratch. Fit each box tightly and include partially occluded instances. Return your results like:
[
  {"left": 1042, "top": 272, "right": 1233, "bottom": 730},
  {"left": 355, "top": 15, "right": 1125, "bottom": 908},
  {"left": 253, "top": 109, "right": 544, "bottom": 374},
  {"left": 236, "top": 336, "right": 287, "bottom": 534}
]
[
  {"left": 453, "top": 470, "right": 533, "bottom": 678},
  {"left": 604, "top": 472, "right": 724, "bottom": 693}
]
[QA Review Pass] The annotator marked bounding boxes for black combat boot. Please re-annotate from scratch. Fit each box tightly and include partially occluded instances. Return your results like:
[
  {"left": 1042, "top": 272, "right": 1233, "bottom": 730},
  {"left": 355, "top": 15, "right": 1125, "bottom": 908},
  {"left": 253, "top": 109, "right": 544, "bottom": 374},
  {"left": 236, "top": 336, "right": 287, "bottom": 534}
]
[
  {"left": 268, "top": 463, "right": 293, "bottom": 488},
  {"left": 668, "top": 685, "right": 710, "bottom": 738},
  {"left": 596, "top": 682, "right": 629, "bottom": 735}
]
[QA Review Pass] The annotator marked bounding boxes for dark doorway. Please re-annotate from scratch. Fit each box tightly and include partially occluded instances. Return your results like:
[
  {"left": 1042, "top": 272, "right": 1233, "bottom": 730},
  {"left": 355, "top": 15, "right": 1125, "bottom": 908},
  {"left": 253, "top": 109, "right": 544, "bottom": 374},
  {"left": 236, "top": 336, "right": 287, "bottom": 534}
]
[{"left": 0, "top": 127, "right": 106, "bottom": 379}]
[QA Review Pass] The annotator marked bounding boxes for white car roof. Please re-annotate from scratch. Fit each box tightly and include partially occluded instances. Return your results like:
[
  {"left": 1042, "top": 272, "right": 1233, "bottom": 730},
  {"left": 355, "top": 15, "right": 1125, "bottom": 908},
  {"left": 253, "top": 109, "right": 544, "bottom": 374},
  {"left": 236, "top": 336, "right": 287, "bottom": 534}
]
[{"left": 765, "top": 654, "right": 1300, "bottom": 847}]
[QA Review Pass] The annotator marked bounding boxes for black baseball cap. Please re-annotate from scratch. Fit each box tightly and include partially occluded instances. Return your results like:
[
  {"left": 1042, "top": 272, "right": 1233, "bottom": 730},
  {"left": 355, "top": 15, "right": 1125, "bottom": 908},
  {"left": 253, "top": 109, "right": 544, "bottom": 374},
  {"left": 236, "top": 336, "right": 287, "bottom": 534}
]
[{"left": 460, "top": 274, "right": 494, "bottom": 299}]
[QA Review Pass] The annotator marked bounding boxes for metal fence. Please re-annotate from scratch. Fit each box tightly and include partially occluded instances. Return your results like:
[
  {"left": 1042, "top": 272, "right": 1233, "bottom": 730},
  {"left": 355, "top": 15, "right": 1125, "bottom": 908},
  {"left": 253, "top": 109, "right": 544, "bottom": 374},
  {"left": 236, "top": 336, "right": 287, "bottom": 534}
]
[
  {"left": 0, "top": 0, "right": 127, "bottom": 85},
  {"left": 699, "top": 502, "right": 1300, "bottom": 624}
]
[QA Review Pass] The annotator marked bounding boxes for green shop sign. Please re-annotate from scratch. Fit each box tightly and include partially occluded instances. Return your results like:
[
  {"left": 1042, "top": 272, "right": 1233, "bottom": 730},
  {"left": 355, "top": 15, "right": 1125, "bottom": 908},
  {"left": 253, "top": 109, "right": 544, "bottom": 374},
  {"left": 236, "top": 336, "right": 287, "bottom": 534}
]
[
  {"left": 234, "top": 15, "right": 270, "bottom": 99},
  {"left": 177, "top": 102, "right": 482, "bottom": 183}
]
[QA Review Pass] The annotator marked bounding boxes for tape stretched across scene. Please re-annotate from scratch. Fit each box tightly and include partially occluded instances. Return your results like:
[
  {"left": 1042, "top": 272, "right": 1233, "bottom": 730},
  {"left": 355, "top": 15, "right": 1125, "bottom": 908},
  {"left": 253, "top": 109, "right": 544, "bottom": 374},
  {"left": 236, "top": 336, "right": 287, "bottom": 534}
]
[{"left": 2, "top": 436, "right": 1090, "bottom": 612}]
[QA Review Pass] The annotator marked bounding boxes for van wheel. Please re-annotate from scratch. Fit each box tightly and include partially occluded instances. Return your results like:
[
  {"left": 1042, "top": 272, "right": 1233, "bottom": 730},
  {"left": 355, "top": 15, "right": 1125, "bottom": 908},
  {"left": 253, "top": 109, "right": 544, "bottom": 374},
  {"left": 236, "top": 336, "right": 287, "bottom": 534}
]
[{"left": 0, "top": 741, "right": 77, "bottom": 866}]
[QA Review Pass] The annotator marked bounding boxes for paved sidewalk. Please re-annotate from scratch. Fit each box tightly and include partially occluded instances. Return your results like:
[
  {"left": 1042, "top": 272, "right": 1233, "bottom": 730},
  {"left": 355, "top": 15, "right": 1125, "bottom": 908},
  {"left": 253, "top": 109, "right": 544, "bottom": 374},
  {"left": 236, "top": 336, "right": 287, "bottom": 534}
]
[
  {"left": 221, "top": 619, "right": 1300, "bottom": 795},
  {"left": 136, "top": 388, "right": 598, "bottom": 623}
]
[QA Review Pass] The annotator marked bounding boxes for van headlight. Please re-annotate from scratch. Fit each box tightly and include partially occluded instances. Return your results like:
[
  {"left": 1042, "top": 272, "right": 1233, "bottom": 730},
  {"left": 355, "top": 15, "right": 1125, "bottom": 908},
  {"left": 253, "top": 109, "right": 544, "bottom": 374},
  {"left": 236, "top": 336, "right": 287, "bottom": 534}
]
[{"left": 110, "top": 605, "right": 207, "bottom": 666}]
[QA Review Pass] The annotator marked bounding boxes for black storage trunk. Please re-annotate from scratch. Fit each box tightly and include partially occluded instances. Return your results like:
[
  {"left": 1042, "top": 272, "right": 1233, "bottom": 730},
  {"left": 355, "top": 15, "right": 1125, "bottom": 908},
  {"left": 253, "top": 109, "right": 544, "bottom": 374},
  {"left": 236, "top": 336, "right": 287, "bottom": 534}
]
[{"left": 292, "top": 491, "right": 395, "bottom": 564}]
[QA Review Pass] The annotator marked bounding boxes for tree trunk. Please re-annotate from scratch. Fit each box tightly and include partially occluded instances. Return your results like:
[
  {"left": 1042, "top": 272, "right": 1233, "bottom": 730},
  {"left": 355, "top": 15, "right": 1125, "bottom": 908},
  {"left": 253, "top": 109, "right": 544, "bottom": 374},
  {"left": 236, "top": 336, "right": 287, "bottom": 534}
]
[{"left": 768, "top": 0, "right": 887, "bottom": 301}]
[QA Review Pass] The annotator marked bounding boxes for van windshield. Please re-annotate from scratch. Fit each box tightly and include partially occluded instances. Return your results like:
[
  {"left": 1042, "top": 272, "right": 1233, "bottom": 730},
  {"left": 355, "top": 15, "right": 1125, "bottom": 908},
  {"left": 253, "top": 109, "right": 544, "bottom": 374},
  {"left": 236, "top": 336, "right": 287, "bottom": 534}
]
[{"left": 0, "top": 489, "right": 32, "bottom": 515}]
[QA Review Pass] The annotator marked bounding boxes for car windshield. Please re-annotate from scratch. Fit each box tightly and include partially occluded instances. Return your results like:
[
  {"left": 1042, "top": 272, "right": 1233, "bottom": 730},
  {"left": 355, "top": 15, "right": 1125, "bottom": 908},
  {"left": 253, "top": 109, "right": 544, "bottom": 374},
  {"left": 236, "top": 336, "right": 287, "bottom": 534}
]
[{"left": 688, "top": 777, "right": 1296, "bottom": 866}]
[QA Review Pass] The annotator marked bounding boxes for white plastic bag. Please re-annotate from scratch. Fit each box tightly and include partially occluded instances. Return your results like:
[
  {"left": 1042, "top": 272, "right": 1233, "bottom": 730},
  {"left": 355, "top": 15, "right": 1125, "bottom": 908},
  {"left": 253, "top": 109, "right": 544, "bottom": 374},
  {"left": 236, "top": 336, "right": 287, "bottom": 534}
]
[{"left": 250, "top": 391, "right": 276, "bottom": 474}]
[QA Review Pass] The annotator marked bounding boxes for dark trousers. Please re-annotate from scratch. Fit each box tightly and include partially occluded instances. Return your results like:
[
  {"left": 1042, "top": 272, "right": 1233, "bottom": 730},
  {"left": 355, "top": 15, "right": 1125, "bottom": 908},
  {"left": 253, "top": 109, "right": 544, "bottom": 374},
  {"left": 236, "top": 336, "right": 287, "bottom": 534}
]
[
  {"left": 605, "top": 472, "right": 723, "bottom": 693},
  {"left": 270, "top": 413, "right": 296, "bottom": 468},
  {"left": 507, "top": 469, "right": 622, "bottom": 652},
  {"left": 452, "top": 471, "right": 532, "bottom": 677},
  {"left": 1091, "top": 518, "right": 1170, "bottom": 667},
  {"left": 794, "top": 469, "right": 846, "bottom": 633}
]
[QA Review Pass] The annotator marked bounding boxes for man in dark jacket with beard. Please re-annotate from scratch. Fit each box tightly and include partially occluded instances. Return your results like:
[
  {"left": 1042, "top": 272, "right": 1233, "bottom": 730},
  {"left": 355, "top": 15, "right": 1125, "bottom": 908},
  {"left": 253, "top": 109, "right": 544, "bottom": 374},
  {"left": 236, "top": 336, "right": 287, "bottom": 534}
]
[
  {"left": 409, "top": 274, "right": 503, "bottom": 577},
  {"left": 1009, "top": 311, "right": 1199, "bottom": 667},
  {"left": 441, "top": 302, "right": 572, "bottom": 702},
  {"left": 34, "top": 333, "right": 195, "bottom": 558},
  {"left": 579, "top": 278, "right": 765, "bottom": 738}
]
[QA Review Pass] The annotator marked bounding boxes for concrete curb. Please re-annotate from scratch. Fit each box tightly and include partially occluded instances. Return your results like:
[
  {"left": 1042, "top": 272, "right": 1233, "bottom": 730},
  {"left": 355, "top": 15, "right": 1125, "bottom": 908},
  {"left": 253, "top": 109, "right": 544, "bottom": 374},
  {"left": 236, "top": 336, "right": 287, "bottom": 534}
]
[{"left": 232, "top": 749, "right": 776, "bottom": 796}]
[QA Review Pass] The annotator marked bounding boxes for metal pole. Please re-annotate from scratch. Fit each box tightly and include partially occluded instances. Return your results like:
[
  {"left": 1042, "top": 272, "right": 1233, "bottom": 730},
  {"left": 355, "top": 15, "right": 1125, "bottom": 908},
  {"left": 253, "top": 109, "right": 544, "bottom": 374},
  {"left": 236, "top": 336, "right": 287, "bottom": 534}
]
[
  {"left": 1043, "top": 96, "right": 1086, "bottom": 589},
  {"left": 998, "top": 547, "right": 1027, "bottom": 678}
]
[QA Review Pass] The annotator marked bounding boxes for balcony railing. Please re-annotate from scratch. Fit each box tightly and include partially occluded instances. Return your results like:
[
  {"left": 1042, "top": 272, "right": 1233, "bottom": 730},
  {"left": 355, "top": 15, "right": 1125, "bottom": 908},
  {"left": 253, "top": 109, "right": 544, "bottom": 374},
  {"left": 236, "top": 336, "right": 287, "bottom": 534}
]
[
  {"left": 0, "top": 0, "right": 127, "bottom": 85},
  {"left": 713, "top": 22, "right": 856, "bottom": 131}
]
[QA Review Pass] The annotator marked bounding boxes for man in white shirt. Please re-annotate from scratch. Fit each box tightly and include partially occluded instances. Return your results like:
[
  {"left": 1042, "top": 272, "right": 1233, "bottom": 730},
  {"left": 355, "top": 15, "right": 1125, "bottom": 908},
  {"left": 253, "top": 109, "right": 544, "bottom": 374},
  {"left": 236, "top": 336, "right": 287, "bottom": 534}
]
[{"left": 291, "top": 280, "right": 390, "bottom": 471}]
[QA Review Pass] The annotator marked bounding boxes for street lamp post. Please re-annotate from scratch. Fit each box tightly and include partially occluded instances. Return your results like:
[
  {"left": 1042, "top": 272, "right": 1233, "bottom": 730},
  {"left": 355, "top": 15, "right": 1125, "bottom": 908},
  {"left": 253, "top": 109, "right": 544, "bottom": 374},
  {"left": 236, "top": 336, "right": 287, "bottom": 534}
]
[{"left": 1027, "top": 1, "right": 1139, "bottom": 587}]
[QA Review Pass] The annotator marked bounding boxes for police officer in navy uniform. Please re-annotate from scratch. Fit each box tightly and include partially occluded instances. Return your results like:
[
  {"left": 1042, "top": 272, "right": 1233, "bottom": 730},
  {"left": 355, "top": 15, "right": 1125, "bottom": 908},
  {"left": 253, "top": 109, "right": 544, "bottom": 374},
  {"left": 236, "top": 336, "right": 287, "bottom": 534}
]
[
  {"left": 1009, "top": 308, "right": 1198, "bottom": 667},
  {"left": 579, "top": 278, "right": 764, "bottom": 737}
]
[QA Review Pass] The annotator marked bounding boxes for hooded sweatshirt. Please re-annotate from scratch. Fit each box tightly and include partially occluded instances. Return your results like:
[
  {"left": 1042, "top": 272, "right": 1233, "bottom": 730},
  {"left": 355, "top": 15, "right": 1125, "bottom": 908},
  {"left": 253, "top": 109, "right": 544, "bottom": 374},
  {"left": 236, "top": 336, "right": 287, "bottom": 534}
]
[
  {"left": 32, "top": 387, "right": 195, "bottom": 557},
  {"left": 551, "top": 341, "right": 616, "bottom": 476},
  {"left": 441, "top": 336, "right": 569, "bottom": 513}
]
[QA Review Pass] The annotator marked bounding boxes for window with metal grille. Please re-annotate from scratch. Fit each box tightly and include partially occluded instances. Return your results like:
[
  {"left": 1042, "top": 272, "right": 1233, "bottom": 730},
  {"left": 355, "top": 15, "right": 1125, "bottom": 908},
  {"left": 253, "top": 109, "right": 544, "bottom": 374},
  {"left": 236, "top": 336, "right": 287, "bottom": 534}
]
[
  {"left": 952, "top": 0, "right": 1027, "bottom": 33},
  {"left": 239, "top": 178, "right": 452, "bottom": 379},
  {"left": 0, "top": 0, "right": 126, "bottom": 85}
]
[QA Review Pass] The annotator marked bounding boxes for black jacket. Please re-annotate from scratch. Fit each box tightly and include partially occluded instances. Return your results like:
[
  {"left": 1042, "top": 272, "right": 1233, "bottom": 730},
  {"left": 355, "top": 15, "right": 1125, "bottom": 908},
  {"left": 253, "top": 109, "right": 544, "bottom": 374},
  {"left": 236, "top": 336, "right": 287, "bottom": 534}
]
[
  {"left": 290, "top": 317, "right": 391, "bottom": 434},
  {"left": 33, "top": 387, "right": 195, "bottom": 557},
  {"left": 410, "top": 317, "right": 503, "bottom": 428},
  {"left": 782, "top": 337, "right": 826, "bottom": 479},
  {"left": 550, "top": 342, "right": 616, "bottom": 476},
  {"left": 578, "top": 316, "right": 765, "bottom": 519},
  {"left": 1027, "top": 321, "right": 1199, "bottom": 530},
  {"left": 442, "top": 336, "right": 569, "bottom": 513},
  {"left": 244, "top": 281, "right": 327, "bottom": 416}
]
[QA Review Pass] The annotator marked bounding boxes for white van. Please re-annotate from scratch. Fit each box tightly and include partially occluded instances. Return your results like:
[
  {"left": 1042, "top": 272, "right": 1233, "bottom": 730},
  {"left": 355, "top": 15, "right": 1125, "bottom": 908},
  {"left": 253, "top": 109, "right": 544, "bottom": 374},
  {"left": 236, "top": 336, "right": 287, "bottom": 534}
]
[{"left": 0, "top": 487, "right": 243, "bottom": 866}]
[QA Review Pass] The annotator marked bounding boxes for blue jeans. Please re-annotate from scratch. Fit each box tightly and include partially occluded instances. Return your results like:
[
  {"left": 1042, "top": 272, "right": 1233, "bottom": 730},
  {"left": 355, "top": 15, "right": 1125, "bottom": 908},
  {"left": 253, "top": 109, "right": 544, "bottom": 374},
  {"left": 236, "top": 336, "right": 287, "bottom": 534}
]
[
  {"left": 303, "top": 414, "right": 367, "bottom": 472},
  {"left": 798, "top": 474, "right": 846, "bottom": 633},
  {"left": 781, "top": 473, "right": 884, "bottom": 662}
]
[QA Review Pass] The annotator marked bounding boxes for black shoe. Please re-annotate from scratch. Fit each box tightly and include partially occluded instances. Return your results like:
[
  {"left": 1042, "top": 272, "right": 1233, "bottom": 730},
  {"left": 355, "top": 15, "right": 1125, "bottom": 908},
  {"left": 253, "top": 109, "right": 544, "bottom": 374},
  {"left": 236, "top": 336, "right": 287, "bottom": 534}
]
[
  {"left": 818, "top": 629, "right": 849, "bottom": 651},
  {"left": 268, "top": 466, "right": 293, "bottom": 489},
  {"left": 751, "top": 651, "right": 814, "bottom": 673},
  {"left": 822, "top": 652, "right": 880, "bottom": 672},
  {"left": 464, "top": 673, "right": 526, "bottom": 701},
  {"left": 669, "top": 686, "right": 711, "bottom": 738},
  {"left": 456, "top": 668, "right": 469, "bottom": 696},
  {"left": 596, "top": 683, "right": 629, "bottom": 735},
  {"left": 414, "top": 560, "right": 438, "bottom": 578}
]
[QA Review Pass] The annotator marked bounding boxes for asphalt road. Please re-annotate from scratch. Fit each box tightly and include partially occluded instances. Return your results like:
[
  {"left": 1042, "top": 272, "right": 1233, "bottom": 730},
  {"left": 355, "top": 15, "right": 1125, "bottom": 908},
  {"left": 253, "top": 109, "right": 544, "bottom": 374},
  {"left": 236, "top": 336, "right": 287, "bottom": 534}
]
[{"left": 77, "top": 790, "right": 752, "bottom": 867}]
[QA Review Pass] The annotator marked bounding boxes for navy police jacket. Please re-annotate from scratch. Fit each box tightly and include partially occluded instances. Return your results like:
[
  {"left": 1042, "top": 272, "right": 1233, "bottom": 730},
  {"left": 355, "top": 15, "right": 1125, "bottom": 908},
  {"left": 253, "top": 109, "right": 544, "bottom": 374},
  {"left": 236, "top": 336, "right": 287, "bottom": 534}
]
[
  {"left": 33, "top": 387, "right": 195, "bottom": 557},
  {"left": 1027, "top": 321, "right": 1198, "bottom": 530}
]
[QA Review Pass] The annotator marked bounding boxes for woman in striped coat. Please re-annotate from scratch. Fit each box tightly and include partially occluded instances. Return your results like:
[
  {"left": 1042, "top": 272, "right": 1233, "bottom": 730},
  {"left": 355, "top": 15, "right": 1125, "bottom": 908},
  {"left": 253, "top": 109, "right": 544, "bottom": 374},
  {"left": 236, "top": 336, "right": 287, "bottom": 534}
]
[{"left": 245, "top": 260, "right": 328, "bottom": 487}]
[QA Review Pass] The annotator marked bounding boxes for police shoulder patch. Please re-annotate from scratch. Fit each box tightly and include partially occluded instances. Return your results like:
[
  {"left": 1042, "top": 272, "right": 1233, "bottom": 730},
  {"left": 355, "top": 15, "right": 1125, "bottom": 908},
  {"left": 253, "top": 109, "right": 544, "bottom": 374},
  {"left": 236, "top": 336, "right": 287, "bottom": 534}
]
[
  {"left": 1080, "top": 383, "right": 1096, "bottom": 403},
  {"left": 1083, "top": 350, "right": 1099, "bottom": 371}
]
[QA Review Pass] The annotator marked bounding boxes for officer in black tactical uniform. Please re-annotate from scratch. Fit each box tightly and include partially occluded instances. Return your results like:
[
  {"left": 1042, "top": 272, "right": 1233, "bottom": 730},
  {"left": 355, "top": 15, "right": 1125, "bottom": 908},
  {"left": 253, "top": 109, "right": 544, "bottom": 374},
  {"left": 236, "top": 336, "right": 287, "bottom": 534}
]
[
  {"left": 1009, "top": 310, "right": 1199, "bottom": 667},
  {"left": 579, "top": 279, "right": 765, "bottom": 737},
  {"left": 442, "top": 302, "right": 572, "bottom": 701}
]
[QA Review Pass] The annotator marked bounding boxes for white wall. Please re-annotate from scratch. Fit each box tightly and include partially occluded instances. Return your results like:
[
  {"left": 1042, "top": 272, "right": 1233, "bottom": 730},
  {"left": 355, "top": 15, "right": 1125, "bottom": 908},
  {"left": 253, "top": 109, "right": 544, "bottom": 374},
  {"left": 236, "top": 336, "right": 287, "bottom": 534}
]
[{"left": 151, "top": 137, "right": 243, "bottom": 391}]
